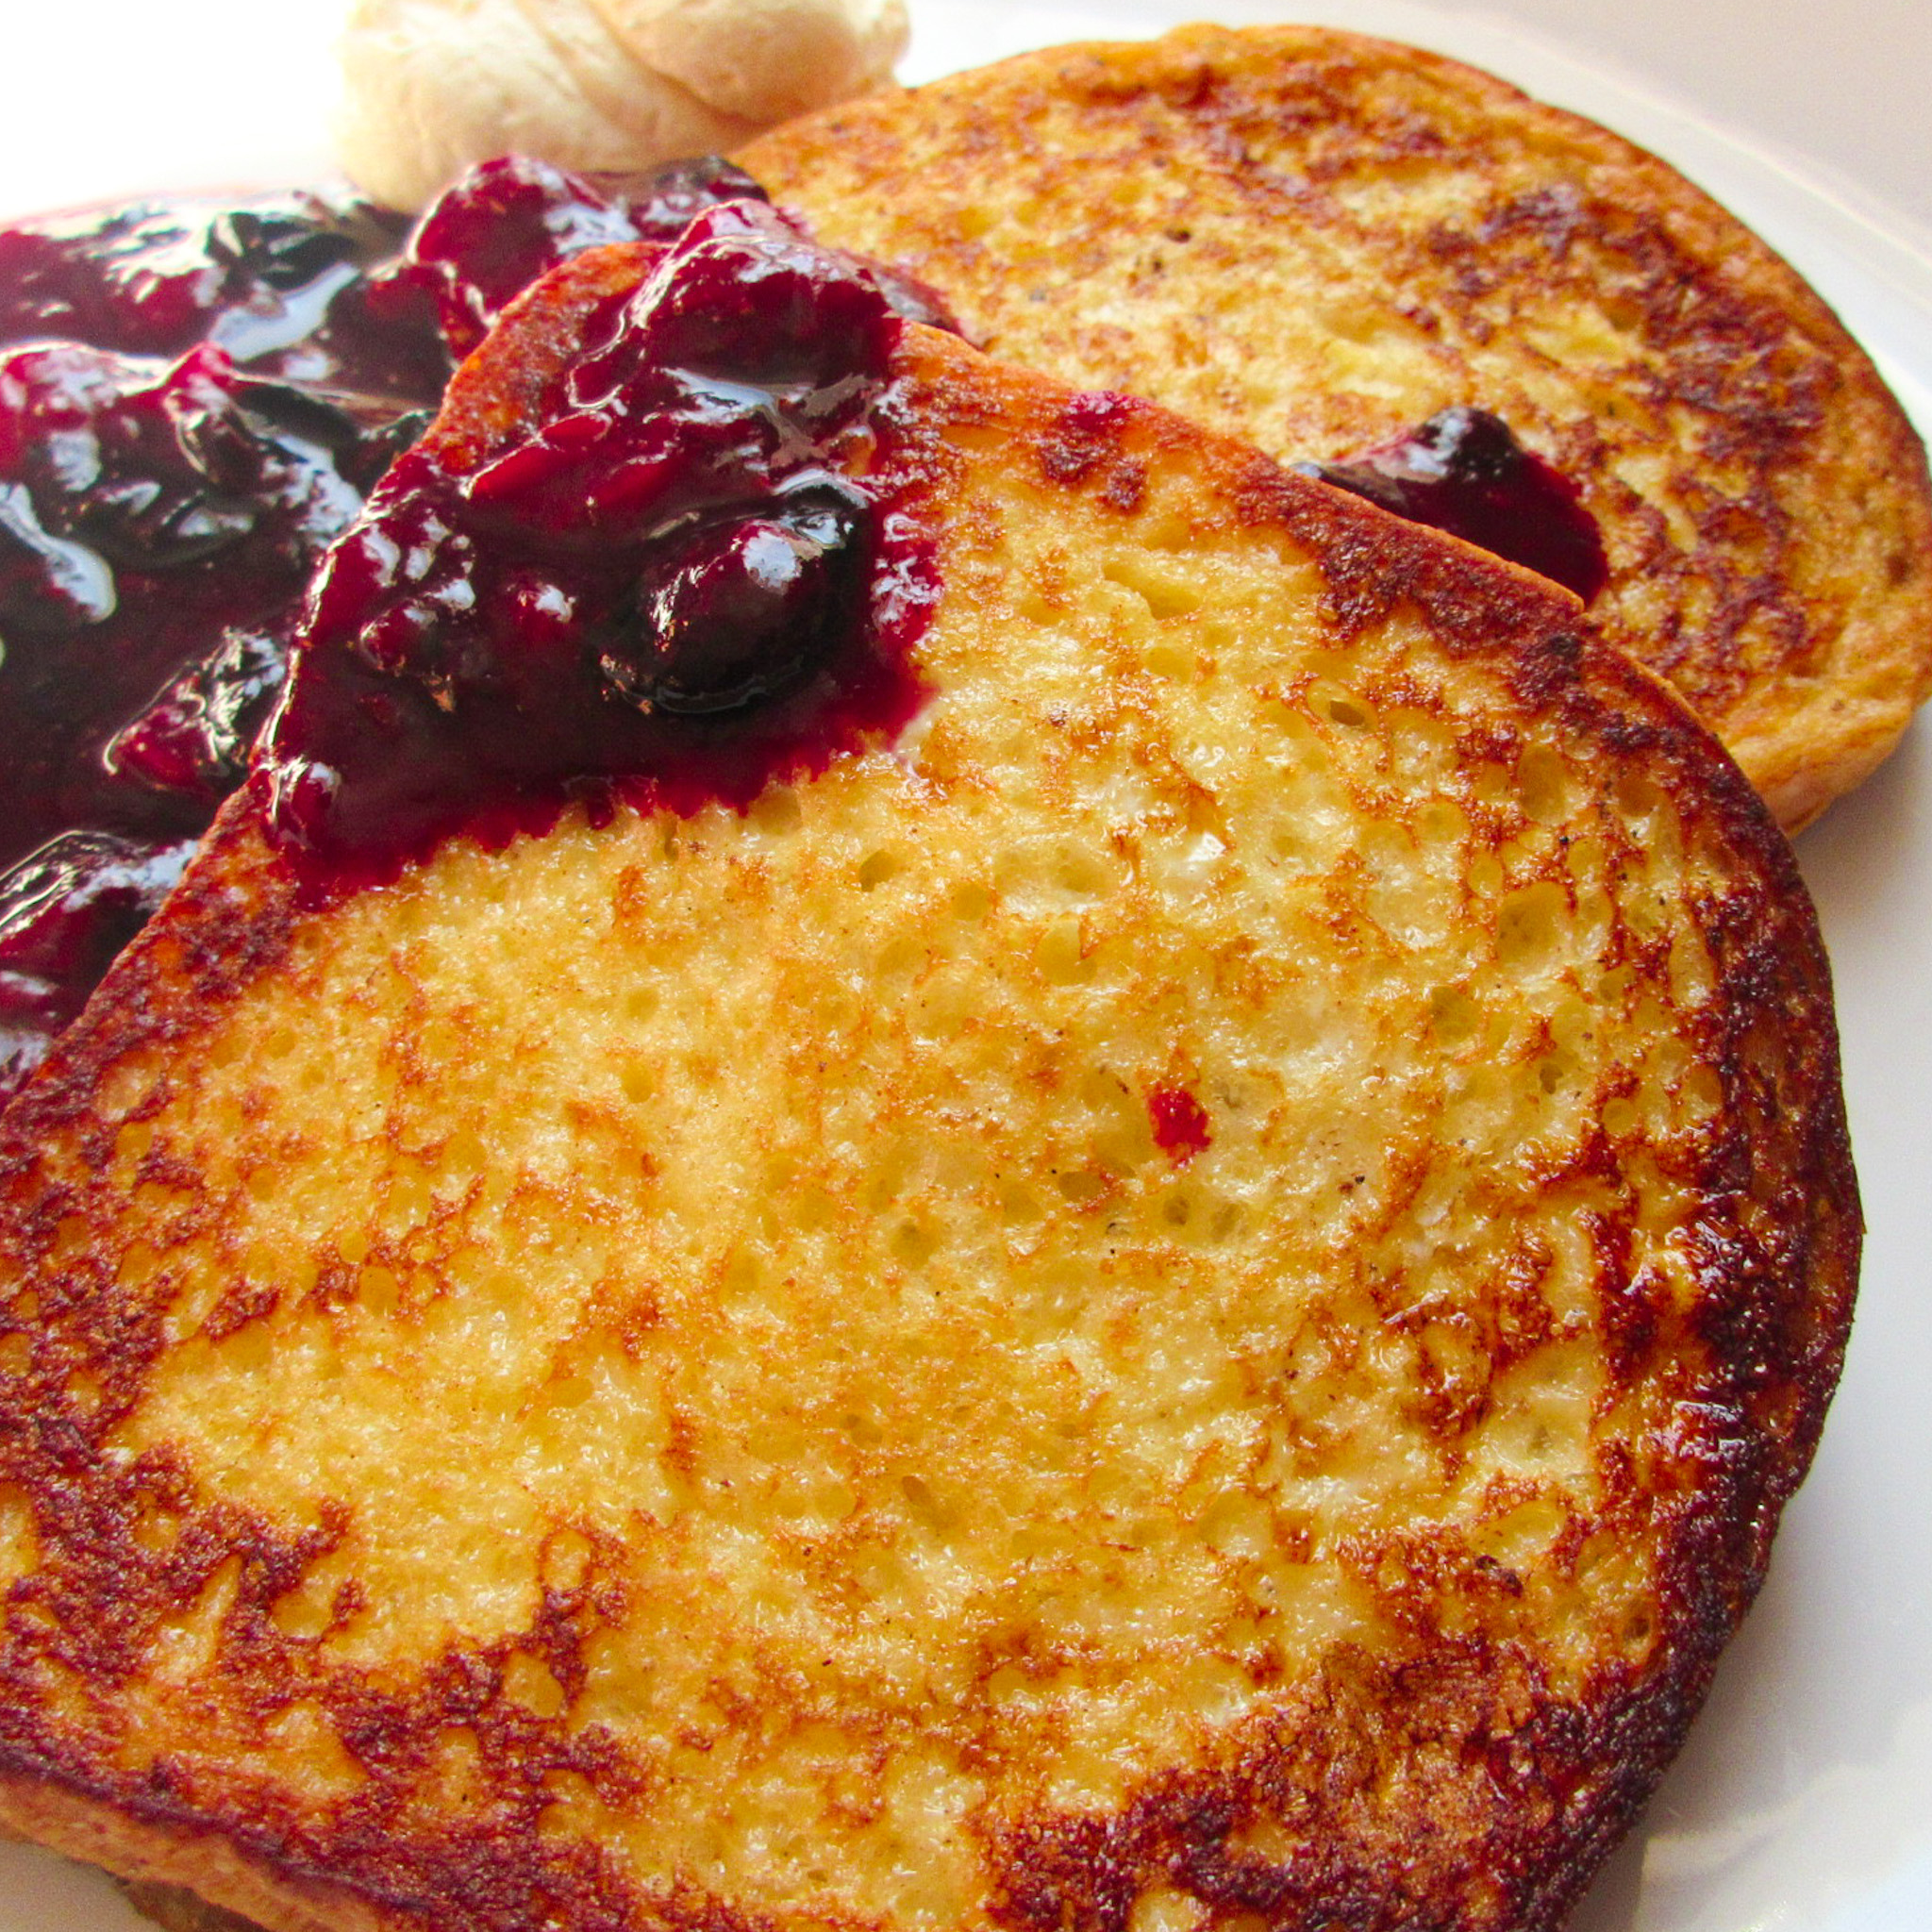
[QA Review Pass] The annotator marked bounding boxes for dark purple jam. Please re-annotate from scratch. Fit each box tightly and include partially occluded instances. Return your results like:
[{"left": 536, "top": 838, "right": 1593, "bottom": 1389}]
[
  {"left": 0, "top": 189, "right": 437, "bottom": 397},
  {"left": 0, "top": 156, "right": 792, "bottom": 1101},
  {"left": 0, "top": 835, "right": 195, "bottom": 1096},
  {"left": 0, "top": 337, "right": 430, "bottom": 1100},
  {"left": 1303, "top": 407, "right": 1609, "bottom": 605},
  {"left": 390, "top": 149, "right": 950, "bottom": 363},
  {"left": 260, "top": 199, "right": 937, "bottom": 896},
  {"left": 365, "top": 155, "right": 771, "bottom": 358},
  {"left": 365, "top": 154, "right": 958, "bottom": 359}
]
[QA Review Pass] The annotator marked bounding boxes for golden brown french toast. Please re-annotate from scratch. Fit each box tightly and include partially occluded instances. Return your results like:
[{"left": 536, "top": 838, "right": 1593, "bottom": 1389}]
[
  {"left": 741, "top": 22, "right": 1932, "bottom": 829},
  {"left": 0, "top": 220, "right": 1856, "bottom": 1932}
]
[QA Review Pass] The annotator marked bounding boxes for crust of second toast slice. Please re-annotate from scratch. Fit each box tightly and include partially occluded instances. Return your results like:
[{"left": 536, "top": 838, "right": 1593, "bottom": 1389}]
[{"left": 741, "top": 23, "right": 1932, "bottom": 828}]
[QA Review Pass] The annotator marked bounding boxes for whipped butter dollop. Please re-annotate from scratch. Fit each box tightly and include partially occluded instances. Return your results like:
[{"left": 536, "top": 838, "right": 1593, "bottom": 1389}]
[{"left": 336, "top": 0, "right": 908, "bottom": 211}]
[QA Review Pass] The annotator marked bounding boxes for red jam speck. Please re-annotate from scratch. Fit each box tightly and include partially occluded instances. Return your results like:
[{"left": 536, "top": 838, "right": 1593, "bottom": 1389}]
[
  {"left": 1304, "top": 407, "right": 1609, "bottom": 605},
  {"left": 258, "top": 198, "right": 940, "bottom": 897},
  {"left": 1149, "top": 1085, "right": 1212, "bottom": 1163}
]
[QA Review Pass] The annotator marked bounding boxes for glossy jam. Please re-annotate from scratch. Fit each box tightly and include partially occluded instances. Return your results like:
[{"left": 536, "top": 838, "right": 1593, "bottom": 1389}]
[
  {"left": 0, "top": 158, "right": 798, "bottom": 1100},
  {"left": 1304, "top": 407, "right": 1610, "bottom": 605},
  {"left": 366, "top": 155, "right": 771, "bottom": 358},
  {"left": 0, "top": 189, "right": 437, "bottom": 395},
  {"left": 366, "top": 154, "right": 958, "bottom": 358},
  {"left": 0, "top": 835, "right": 195, "bottom": 1098},
  {"left": 261, "top": 200, "right": 938, "bottom": 895}
]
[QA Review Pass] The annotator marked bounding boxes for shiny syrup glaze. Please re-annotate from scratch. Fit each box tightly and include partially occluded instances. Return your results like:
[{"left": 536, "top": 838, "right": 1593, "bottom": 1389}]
[
  {"left": 260, "top": 199, "right": 938, "bottom": 897},
  {"left": 364, "top": 153, "right": 958, "bottom": 358},
  {"left": 0, "top": 158, "right": 822, "bottom": 1099},
  {"left": 1304, "top": 407, "right": 1610, "bottom": 605}
]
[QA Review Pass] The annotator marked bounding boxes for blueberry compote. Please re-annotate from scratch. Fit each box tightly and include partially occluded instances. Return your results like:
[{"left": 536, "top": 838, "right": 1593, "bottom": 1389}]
[
  {"left": 365, "top": 154, "right": 958, "bottom": 358},
  {"left": 0, "top": 155, "right": 816, "bottom": 1100},
  {"left": 260, "top": 199, "right": 938, "bottom": 896},
  {"left": 0, "top": 190, "right": 433, "bottom": 390},
  {"left": 365, "top": 155, "right": 782, "bottom": 359},
  {"left": 1303, "top": 407, "right": 1609, "bottom": 605}
]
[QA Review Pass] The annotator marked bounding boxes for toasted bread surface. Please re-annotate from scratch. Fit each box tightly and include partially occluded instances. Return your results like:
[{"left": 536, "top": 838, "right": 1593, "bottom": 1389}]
[
  {"left": 0, "top": 252, "right": 1856, "bottom": 1932},
  {"left": 741, "top": 23, "right": 1932, "bottom": 827}
]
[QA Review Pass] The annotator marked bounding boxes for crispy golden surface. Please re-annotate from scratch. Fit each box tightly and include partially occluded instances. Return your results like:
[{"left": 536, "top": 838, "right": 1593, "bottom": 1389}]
[
  {"left": 0, "top": 259, "right": 1856, "bottom": 1932},
  {"left": 742, "top": 23, "right": 1932, "bottom": 827}
]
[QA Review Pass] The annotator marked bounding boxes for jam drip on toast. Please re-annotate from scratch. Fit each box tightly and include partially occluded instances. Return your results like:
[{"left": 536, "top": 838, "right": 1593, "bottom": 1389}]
[
  {"left": 259, "top": 200, "right": 939, "bottom": 897},
  {"left": 1304, "top": 407, "right": 1609, "bottom": 605}
]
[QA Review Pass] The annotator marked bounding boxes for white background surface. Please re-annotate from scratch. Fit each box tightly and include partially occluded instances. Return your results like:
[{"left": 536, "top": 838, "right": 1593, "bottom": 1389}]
[{"left": 1, "top": 3, "right": 1929, "bottom": 1930}]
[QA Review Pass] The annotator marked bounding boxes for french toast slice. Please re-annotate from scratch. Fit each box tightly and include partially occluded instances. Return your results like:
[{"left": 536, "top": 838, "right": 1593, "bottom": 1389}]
[
  {"left": 0, "top": 223, "right": 1856, "bottom": 1932},
  {"left": 740, "top": 23, "right": 1932, "bottom": 829}
]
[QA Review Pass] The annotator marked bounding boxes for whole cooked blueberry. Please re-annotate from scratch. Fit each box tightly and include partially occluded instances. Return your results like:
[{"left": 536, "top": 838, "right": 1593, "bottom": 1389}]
[
  {"left": 222, "top": 374, "right": 431, "bottom": 496},
  {"left": 638, "top": 203, "right": 892, "bottom": 387},
  {"left": 1304, "top": 406, "right": 1609, "bottom": 604},
  {"left": 604, "top": 496, "right": 861, "bottom": 714},
  {"left": 104, "top": 623, "right": 291, "bottom": 802},
  {"left": 375, "top": 157, "right": 642, "bottom": 358},
  {"left": 207, "top": 201, "right": 367, "bottom": 292}
]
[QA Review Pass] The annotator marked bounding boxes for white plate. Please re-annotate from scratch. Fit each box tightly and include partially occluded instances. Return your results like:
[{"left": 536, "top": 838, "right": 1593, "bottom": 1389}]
[{"left": 2, "top": 4, "right": 1930, "bottom": 1930}]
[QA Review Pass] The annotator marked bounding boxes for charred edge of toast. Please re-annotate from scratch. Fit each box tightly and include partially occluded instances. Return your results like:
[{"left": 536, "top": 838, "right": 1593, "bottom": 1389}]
[{"left": 0, "top": 247, "right": 1858, "bottom": 1932}]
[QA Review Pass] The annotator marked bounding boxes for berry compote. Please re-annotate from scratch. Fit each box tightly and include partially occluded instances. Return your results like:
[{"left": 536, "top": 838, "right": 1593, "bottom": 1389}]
[
  {"left": 0, "top": 155, "right": 826, "bottom": 1102},
  {"left": 365, "top": 154, "right": 958, "bottom": 358},
  {"left": 1303, "top": 407, "right": 1609, "bottom": 605},
  {"left": 260, "top": 199, "right": 940, "bottom": 895},
  {"left": 0, "top": 189, "right": 435, "bottom": 393}
]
